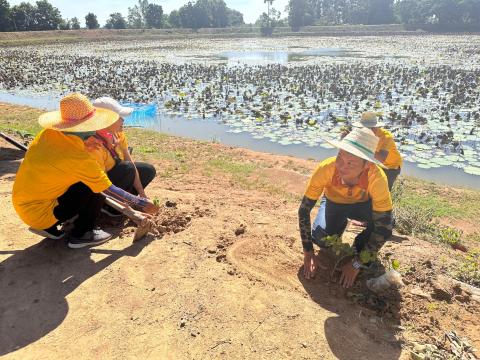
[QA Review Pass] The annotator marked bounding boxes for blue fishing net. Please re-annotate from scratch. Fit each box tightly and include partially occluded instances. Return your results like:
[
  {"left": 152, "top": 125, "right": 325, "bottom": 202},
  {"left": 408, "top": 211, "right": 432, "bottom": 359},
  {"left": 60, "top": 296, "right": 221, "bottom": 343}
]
[{"left": 121, "top": 102, "right": 157, "bottom": 127}]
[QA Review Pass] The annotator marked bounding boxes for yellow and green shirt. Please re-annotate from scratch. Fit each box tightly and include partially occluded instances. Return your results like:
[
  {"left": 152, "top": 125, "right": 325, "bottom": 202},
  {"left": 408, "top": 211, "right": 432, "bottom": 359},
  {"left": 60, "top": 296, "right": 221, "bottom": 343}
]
[
  {"left": 376, "top": 129, "right": 402, "bottom": 170},
  {"left": 304, "top": 157, "right": 392, "bottom": 212}
]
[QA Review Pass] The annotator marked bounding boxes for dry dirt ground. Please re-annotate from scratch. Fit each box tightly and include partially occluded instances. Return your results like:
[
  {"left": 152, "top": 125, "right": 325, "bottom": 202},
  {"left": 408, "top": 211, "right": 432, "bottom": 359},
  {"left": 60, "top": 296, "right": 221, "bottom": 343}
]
[{"left": 1, "top": 135, "right": 479, "bottom": 360}]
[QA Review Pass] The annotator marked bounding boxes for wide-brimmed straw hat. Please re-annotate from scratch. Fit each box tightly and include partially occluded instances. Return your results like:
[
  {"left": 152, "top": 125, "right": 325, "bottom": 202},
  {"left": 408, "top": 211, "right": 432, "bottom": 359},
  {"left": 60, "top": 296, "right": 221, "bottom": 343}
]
[
  {"left": 353, "top": 111, "right": 385, "bottom": 128},
  {"left": 38, "top": 93, "right": 119, "bottom": 132},
  {"left": 92, "top": 97, "right": 134, "bottom": 118},
  {"left": 326, "top": 127, "right": 385, "bottom": 168}
]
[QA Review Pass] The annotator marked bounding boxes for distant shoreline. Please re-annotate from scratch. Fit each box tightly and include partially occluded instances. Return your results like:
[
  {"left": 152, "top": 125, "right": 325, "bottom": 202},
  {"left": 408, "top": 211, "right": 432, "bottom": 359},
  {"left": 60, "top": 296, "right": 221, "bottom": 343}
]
[{"left": 2, "top": 25, "right": 477, "bottom": 46}]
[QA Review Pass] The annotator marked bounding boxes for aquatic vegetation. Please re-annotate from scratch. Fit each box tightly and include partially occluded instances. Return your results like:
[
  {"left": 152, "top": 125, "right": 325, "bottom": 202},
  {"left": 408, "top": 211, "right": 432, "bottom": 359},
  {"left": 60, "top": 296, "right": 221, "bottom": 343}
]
[{"left": 0, "top": 35, "right": 479, "bottom": 175}]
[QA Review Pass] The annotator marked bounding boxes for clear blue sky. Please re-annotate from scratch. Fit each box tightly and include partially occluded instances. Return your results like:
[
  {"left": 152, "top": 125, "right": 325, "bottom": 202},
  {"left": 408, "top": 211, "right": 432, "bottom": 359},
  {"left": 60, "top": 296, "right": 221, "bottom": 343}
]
[{"left": 9, "top": 0, "right": 290, "bottom": 25}]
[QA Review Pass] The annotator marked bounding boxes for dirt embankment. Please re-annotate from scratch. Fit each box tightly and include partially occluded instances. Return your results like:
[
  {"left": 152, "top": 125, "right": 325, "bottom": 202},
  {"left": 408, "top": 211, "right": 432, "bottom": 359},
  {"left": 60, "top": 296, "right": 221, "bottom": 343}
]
[{"left": 0, "top": 132, "right": 479, "bottom": 360}]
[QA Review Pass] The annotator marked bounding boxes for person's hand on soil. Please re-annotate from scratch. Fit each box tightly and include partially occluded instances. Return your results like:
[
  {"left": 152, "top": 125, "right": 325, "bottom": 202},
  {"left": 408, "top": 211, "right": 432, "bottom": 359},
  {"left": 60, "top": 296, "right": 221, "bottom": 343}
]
[
  {"left": 141, "top": 199, "right": 159, "bottom": 215},
  {"left": 303, "top": 251, "right": 325, "bottom": 279},
  {"left": 339, "top": 261, "right": 360, "bottom": 288}
]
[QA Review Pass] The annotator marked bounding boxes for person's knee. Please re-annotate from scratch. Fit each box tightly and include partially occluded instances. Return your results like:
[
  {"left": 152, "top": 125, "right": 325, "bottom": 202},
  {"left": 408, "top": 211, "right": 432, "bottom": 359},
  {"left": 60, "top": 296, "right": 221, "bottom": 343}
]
[
  {"left": 138, "top": 163, "right": 156, "bottom": 186},
  {"left": 121, "top": 161, "right": 136, "bottom": 181}
]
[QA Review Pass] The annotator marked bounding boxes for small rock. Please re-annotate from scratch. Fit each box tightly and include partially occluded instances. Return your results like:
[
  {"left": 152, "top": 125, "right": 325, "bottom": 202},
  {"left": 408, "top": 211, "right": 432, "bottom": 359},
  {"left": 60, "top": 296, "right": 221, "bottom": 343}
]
[
  {"left": 165, "top": 200, "right": 177, "bottom": 208},
  {"left": 216, "top": 254, "right": 226, "bottom": 262},
  {"left": 423, "top": 260, "right": 433, "bottom": 269},
  {"left": 234, "top": 225, "right": 246, "bottom": 236},
  {"left": 454, "top": 294, "right": 471, "bottom": 303},
  {"left": 227, "top": 270, "right": 235, "bottom": 276},
  {"left": 150, "top": 287, "right": 155, "bottom": 292},
  {"left": 217, "top": 244, "right": 225, "bottom": 249},
  {"left": 180, "top": 319, "right": 186, "bottom": 328},
  {"left": 430, "top": 280, "right": 452, "bottom": 302},
  {"left": 301, "top": 342, "right": 307, "bottom": 348},
  {"left": 207, "top": 248, "right": 217, "bottom": 254}
]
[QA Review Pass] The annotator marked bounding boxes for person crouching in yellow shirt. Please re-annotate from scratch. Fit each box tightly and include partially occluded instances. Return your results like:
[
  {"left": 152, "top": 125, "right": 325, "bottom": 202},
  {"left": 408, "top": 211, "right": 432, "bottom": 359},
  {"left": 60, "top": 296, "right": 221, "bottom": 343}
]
[
  {"left": 354, "top": 112, "right": 403, "bottom": 190},
  {"left": 84, "top": 97, "right": 156, "bottom": 216},
  {"left": 298, "top": 127, "right": 393, "bottom": 288},
  {"left": 12, "top": 93, "right": 159, "bottom": 249}
]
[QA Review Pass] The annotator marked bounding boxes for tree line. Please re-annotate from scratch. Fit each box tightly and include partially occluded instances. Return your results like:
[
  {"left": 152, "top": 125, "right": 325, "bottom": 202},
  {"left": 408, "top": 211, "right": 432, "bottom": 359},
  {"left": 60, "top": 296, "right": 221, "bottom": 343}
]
[
  {"left": 1, "top": 0, "right": 479, "bottom": 33},
  {"left": 0, "top": 0, "right": 244, "bottom": 32},
  {"left": 287, "top": 0, "right": 480, "bottom": 31}
]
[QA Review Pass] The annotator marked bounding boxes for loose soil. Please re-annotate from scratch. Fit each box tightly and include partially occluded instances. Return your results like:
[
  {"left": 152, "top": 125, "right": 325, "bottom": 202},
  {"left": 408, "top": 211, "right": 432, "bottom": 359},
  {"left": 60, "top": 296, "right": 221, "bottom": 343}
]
[{"left": 1, "top": 133, "right": 479, "bottom": 360}]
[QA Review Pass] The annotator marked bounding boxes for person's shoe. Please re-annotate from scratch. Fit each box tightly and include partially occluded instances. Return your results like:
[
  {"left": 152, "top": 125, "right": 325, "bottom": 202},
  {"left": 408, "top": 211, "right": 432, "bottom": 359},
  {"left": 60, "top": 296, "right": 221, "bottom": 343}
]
[
  {"left": 101, "top": 206, "right": 123, "bottom": 218},
  {"left": 29, "top": 226, "right": 65, "bottom": 240},
  {"left": 67, "top": 229, "right": 112, "bottom": 249}
]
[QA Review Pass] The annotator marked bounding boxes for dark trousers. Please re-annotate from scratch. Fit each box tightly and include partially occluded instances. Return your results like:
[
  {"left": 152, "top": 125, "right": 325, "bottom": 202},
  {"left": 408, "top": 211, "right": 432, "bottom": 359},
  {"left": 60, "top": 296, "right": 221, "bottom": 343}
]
[
  {"left": 53, "top": 182, "right": 105, "bottom": 237},
  {"left": 384, "top": 167, "right": 401, "bottom": 191},
  {"left": 311, "top": 197, "right": 374, "bottom": 253},
  {"left": 107, "top": 161, "right": 156, "bottom": 195}
]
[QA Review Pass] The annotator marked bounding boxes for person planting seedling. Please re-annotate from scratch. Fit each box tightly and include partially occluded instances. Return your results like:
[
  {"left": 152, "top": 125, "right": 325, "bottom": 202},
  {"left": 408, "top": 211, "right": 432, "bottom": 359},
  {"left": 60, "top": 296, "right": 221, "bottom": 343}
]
[
  {"left": 298, "top": 126, "right": 393, "bottom": 288},
  {"left": 12, "top": 93, "right": 159, "bottom": 249}
]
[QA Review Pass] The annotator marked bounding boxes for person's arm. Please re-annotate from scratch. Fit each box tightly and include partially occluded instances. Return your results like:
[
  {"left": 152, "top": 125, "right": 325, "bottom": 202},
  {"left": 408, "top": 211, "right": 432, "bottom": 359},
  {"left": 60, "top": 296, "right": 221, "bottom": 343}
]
[
  {"left": 365, "top": 210, "right": 393, "bottom": 253},
  {"left": 298, "top": 196, "right": 325, "bottom": 279},
  {"left": 375, "top": 149, "right": 389, "bottom": 163},
  {"left": 104, "top": 185, "right": 158, "bottom": 214},
  {"left": 123, "top": 149, "right": 147, "bottom": 198},
  {"left": 298, "top": 196, "right": 317, "bottom": 252}
]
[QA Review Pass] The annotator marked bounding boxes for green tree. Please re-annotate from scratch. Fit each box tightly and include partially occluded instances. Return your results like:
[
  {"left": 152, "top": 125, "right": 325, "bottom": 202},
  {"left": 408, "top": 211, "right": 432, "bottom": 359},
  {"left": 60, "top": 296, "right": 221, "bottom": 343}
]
[
  {"left": 0, "top": 0, "right": 11, "bottom": 31},
  {"left": 145, "top": 3, "right": 163, "bottom": 28},
  {"left": 32, "top": 0, "right": 62, "bottom": 30},
  {"left": 70, "top": 17, "right": 80, "bottom": 29},
  {"left": 460, "top": 0, "right": 480, "bottom": 25},
  {"left": 196, "top": 0, "right": 228, "bottom": 27},
  {"left": 226, "top": 8, "right": 244, "bottom": 26},
  {"left": 105, "top": 12, "right": 127, "bottom": 29},
  {"left": 366, "top": 0, "right": 394, "bottom": 24},
  {"left": 168, "top": 9, "right": 181, "bottom": 27},
  {"left": 127, "top": 5, "right": 143, "bottom": 28},
  {"left": 85, "top": 12, "right": 99, "bottom": 29},
  {"left": 288, "top": 0, "right": 308, "bottom": 30},
  {"left": 431, "top": 0, "right": 462, "bottom": 25},
  {"left": 178, "top": 1, "right": 209, "bottom": 29},
  {"left": 59, "top": 18, "right": 71, "bottom": 30},
  {"left": 265, "top": 0, "right": 273, "bottom": 27},
  {"left": 10, "top": 2, "right": 35, "bottom": 31}
]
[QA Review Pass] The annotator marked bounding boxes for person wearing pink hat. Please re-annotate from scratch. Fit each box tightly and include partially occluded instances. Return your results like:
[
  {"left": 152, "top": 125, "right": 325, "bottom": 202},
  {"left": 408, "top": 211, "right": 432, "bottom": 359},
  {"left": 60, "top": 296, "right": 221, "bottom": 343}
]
[{"left": 298, "top": 127, "right": 393, "bottom": 288}]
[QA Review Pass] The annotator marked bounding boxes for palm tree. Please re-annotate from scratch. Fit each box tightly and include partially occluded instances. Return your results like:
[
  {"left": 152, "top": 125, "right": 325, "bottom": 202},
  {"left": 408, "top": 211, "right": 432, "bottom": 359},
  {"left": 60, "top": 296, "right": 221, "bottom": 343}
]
[{"left": 264, "top": 0, "right": 274, "bottom": 27}]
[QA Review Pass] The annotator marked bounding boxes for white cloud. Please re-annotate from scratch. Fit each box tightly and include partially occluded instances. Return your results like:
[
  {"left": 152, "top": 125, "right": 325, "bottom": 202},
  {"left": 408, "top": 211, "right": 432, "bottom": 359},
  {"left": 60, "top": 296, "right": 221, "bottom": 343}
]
[{"left": 8, "top": 0, "right": 290, "bottom": 25}]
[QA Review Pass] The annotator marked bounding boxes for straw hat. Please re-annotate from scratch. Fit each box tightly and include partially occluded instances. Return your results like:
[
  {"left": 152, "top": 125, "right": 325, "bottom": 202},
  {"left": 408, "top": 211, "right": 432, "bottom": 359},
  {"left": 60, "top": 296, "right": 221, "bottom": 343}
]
[
  {"left": 326, "top": 127, "right": 385, "bottom": 168},
  {"left": 353, "top": 111, "right": 385, "bottom": 128},
  {"left": 38, "top": 93, "right": 119, "bottom": 132},
  {"left": 92, "top": 97, "right": 134, "bottom": 118}
]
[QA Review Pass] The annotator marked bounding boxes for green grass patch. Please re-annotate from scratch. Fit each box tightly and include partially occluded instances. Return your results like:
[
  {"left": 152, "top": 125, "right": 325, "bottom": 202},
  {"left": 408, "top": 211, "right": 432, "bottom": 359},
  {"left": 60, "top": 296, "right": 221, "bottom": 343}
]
[
  {"left": 207, "top": 156, "right": 257, "bottom": 176},
  {"left": 396, "top": 176, "right": 480, "bottom": 221},
  {"left": 0, "top": 104, "right": 43, "bottom": 136}
]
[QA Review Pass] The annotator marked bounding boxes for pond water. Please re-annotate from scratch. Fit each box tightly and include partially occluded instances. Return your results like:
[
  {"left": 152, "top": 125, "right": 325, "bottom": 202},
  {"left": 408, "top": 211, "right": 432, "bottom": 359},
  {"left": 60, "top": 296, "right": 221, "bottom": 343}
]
[
  {"left": 217, "top": 48, "right": 393, "bottom": 65},
  {"left": 1, "top": 90, "right": 479, "bottom": 190}
]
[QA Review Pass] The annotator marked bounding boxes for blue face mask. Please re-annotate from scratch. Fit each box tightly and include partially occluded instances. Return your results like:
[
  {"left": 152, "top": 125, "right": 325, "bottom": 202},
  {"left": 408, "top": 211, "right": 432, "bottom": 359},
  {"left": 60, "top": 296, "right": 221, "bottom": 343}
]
[{"left": 64, "top": 131, "right": 96, "bottom": 140}]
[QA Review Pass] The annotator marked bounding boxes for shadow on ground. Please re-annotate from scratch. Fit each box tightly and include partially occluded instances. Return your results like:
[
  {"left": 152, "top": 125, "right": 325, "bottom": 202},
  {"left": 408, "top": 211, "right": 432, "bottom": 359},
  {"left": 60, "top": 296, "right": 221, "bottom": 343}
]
[
  {"left": 297, "top": 250, "right": 403, "bottom": 360},
  {"left": 0, "top": 235, "right": 155, "bottom": 356}
]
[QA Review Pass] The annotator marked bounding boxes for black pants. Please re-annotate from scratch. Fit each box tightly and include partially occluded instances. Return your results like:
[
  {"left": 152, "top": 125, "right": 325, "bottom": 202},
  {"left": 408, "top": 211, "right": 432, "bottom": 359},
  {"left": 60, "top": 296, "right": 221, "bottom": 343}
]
[
  {"left": 53, "top": 182, "right": 105, "bottom": 237},
  {"left": 311, "top": 197, "right": 374, "bottom": 253},
  {"left": 107, "top": 161, "right": 156, "bottom": 195}
]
